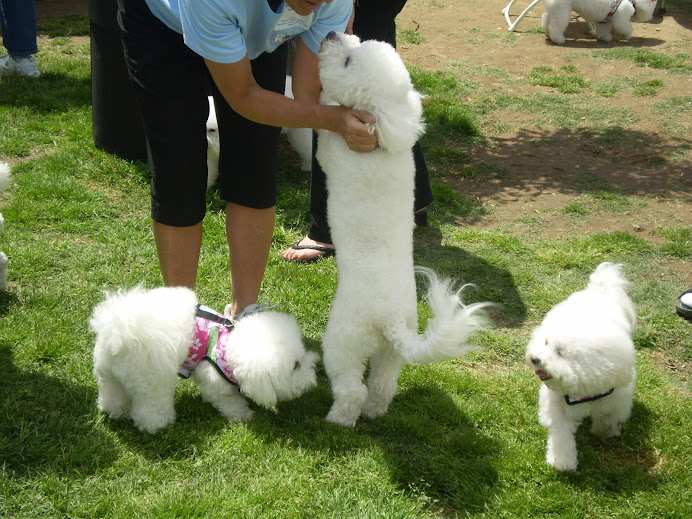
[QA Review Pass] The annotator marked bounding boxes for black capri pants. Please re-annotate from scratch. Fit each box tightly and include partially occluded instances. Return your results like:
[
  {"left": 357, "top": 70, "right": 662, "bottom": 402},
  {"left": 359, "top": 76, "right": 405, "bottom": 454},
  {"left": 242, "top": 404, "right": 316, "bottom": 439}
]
[{"left": 117, "top": 0, "right": 288, "bottom": 226}]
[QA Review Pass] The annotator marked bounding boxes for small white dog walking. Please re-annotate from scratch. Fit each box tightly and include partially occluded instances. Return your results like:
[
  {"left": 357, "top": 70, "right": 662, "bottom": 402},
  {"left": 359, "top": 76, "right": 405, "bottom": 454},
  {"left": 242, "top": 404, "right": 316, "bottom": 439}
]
[
  {"left": 526, "top": 262, "right": 637, "bottom": 471},
  {"left": 316, "top": 32, "right": 492, "bottom": 428},
  {"left": 542, "top": 0, "right": 657, "bottom": 44},
  {"left": 90, "top": 286, "right": 319, "bottom": 433},
  {"left": 0, "top": 161, "right": 10, "bottom": 291}
]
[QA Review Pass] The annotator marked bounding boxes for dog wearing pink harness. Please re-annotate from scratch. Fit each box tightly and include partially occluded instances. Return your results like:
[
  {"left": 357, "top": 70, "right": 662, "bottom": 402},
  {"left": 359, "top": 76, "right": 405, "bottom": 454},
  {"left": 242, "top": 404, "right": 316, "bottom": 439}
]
[{"left": 91, "top": 286, "right": 319, "bottom": 433}]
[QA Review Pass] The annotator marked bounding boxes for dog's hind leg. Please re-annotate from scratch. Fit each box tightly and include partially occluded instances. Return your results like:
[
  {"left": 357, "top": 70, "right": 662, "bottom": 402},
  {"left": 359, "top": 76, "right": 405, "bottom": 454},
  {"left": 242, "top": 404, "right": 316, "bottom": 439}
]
[
  {"left": 128, "top": 377, "right": 178, "bottom": 434},
  {"left": 95, "top": 371, "right": 132, "bottom": 420},
  {"left": 361, "top": 345, "right": 406, "bottom": 420},
  {"left": 323, "top": 328, "right": 370, "bottom": 428}
]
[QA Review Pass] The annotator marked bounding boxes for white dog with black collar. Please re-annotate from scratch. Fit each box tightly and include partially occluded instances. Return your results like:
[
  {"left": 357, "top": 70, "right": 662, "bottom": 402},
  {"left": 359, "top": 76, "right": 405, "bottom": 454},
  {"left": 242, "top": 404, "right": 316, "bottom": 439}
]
[
  {"left": 526, "top": 262, "right": 637, "bottom": 471},
  {"left": 542, "top": 0, "right": 657, "bottom": 44}
]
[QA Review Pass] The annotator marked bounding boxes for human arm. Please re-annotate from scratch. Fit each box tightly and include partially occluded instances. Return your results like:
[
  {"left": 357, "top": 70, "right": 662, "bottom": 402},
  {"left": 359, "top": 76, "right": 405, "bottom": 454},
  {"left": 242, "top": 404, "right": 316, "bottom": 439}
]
[{"left": 204, "top": 47, "right": 376, "bottom": 152}]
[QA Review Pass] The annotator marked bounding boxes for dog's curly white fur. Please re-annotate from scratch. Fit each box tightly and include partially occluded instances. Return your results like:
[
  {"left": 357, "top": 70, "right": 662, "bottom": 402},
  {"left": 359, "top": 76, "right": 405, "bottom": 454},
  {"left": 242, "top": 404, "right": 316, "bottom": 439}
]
[
  {"left": 0, "top": 161, "right": 10, "bottom": 291},
  {"left": 316, "top": 33, "right": 492, "bottom": 428},
  {"left": 542, "top": 0, "right": 657, "bottom": 44},
  {"left": 526, "top": 262, "right": 637, "bottom": 471},
  {"left": 90, "top": 286, "right": 319, "bottom": 433}
]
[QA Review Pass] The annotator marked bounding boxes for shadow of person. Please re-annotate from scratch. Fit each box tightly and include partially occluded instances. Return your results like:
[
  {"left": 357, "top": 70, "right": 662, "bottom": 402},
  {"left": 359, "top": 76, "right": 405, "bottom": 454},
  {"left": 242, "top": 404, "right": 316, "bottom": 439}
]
[{"left": 0, "top": 344, "right": 117, "bottom": 478}]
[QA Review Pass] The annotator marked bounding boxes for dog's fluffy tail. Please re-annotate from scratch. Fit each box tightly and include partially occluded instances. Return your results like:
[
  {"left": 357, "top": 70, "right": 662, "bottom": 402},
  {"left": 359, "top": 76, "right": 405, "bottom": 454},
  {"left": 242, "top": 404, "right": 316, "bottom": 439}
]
[{"left": 384, "top": 267, "right": 493, "bottom": 365}]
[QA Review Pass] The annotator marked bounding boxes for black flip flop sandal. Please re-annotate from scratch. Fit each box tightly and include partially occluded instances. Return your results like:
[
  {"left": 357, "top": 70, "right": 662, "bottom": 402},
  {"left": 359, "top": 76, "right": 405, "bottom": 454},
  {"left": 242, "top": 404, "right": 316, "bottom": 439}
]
[
  {"left": 675, "top": 288, "right": 692, "bottom": 321},
  {"left": 283, "top": 239, "right": 336, "bottom": 264}
]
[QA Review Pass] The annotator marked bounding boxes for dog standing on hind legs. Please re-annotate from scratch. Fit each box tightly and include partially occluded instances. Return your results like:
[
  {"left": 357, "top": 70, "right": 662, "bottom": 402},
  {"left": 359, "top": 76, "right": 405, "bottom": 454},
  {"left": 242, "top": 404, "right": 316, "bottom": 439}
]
[
  {"left": 526, "top": 262, "right": 637, "bottom": 471},
  {"left": 315, "top": 32, "right": 493, "bottom": 428}
]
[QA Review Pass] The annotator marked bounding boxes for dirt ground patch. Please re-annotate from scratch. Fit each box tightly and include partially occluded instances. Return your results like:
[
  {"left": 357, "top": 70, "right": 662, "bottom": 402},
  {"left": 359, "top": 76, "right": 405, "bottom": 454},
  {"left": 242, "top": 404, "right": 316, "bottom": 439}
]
[{"left": 36, "top": 0, "right": 692, "bottom": 284}]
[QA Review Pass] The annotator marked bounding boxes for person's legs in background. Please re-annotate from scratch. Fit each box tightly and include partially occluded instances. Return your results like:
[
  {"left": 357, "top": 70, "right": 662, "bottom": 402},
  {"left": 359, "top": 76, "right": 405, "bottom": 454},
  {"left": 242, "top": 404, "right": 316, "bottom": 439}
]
[
  {"left": 0, "top": 0, "right": 40, "bottom": 77},
  {"left": 282, "top": 0, "right": 432, "bottom": 262}
]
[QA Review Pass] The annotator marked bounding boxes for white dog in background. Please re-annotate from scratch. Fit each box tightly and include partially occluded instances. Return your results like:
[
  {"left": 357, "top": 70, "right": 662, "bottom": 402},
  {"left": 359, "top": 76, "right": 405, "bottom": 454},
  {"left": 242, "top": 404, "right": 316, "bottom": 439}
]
[
  {"left": 206, "top": 96, "right": 220, "bottom": 189},
  {"left": 0, "top": 161, "right": 10, "bottom": 291},
  {"left": 526, "top": 262, "right": 637, "bottom": 471},
  {"left": 315, "top": 32, "right": 492, "bottom": 428},
  {"left": 542, "top": 0, "right": 658, "bottom": 44},
  {"left": 90, "top": 286, "right": 319, "bottom": 433},
  {"left": 281, "top": 75, "right": 313, "bottom": 172},
  {"left": 205, "top": 76, "right": 312, "bottom": 188}
]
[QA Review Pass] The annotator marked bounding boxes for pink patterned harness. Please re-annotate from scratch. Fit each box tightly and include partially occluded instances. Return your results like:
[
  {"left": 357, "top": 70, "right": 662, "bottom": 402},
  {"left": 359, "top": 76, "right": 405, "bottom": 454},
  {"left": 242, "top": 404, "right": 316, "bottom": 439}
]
[{"left": 178, "top": 305, "right": 239, "bottom": 386}]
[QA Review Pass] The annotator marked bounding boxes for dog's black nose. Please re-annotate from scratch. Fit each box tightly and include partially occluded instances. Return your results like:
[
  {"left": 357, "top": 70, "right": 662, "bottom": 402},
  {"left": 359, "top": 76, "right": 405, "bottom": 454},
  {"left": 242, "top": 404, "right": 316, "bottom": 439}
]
[
  {"left": 325, "top": 31, "right": 337, "bottom": 41},
  {"left": 531, "top": 356, "right": 541, "bottom": 366}
]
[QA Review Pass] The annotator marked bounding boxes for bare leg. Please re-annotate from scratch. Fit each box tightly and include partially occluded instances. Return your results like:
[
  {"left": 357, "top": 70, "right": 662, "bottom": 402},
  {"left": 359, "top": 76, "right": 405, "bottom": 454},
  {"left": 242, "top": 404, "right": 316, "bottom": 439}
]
[
  {"left": 226, "top": 203, "right": 275, "bottom": 316},
  {"left": 153, "top": 221, "right": 203, "bottom": 289}
]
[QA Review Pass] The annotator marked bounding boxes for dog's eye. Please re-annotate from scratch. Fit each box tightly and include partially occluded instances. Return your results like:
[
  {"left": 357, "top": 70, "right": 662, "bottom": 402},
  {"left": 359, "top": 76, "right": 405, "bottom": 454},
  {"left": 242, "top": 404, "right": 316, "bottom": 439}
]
[
  {"left": 208, "top": 128, "right": 216, "bottom": 133},
  {"left": 294, "top": 361, "right": 301, "bottom": 371},
  {"left": 344, "top": 56, "right": 351, "bottom": 68},
  {"left": 555, "top": 347, "right": 563, "bottom": 357}
]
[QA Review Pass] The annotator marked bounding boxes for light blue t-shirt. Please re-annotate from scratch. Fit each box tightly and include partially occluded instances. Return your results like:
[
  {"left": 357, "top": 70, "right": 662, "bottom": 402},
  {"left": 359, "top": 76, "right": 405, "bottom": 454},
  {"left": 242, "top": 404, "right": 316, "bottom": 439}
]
[{"left": 145, "top": 0, "right": 352, "bottom": 63}]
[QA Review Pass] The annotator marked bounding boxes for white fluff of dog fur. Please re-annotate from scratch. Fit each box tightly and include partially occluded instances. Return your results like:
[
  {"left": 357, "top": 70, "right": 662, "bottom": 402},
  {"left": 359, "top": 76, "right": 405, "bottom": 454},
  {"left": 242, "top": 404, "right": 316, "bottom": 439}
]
[
  {"left": 0, "top": 161, "right": 10, "bottom": 291},
  {"left": 542, "top": 0, "right": 657, "bottom": 44},
  {"left": 316, "top": 33, "right": 492, "bottom": 428},
  {"left": 526, "top": 262, "right": 637, "bottom": 471},
  {"left": 90, "top": 286, "right": 319, "bottom": 433}
]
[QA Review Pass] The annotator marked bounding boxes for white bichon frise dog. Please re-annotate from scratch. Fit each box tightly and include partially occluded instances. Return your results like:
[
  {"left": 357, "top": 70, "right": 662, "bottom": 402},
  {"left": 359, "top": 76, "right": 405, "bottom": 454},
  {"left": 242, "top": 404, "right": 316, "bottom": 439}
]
[
  {"left": 526, "top": 262, "right": 637, "bottom": 471},
  {"left": 0, "top": 161, "right": 10, "bottom": 291},
  {"left": 542, "top": 0, "right": 657, "bottom": 44},
  {"left": 315, "top": 32, "right": 492, "bottom": 428},
  {"left": 90, "top": 286, "right": 319, "bottom": 433}
]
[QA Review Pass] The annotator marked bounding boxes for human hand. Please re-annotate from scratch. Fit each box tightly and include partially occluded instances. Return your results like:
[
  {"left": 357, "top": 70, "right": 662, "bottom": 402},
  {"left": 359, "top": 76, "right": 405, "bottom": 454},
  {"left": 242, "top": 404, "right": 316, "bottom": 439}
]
[{"left": 339, "top": 107, "right": 377, "bottom": 152}]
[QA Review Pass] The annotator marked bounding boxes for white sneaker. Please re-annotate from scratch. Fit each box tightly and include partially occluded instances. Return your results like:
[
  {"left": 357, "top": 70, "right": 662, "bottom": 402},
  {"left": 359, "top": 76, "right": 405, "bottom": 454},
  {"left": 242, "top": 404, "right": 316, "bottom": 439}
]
[{"left": 0, "top": 54, "right": 40, "bottom": 77}]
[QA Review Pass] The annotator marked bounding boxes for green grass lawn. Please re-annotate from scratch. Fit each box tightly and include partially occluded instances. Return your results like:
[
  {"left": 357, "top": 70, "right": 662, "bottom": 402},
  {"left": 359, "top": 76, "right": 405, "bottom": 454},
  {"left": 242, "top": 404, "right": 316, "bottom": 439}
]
[{"left": 0, "top": 15, "right": 690, "bottom": 519}]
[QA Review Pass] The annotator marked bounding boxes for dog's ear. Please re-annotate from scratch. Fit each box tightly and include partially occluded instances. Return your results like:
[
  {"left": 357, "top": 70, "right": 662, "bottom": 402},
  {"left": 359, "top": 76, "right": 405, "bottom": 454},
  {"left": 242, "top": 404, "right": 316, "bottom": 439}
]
[{"left": 372, "top": 90, "right": 425, "bottom": 153}]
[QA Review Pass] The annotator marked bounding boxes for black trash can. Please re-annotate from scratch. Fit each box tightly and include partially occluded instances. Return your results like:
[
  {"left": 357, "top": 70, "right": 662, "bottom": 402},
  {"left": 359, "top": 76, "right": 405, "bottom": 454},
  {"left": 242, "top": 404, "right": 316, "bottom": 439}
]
[{"left": 89, "top": 0, "right": 147, "bottom": 162}]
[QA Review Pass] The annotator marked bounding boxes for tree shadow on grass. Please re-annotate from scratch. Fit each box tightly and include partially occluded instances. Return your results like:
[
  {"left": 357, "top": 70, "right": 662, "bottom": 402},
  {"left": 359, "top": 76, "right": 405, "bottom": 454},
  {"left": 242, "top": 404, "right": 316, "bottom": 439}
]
[{"left": 435, "top": 127, "right": 692, "bottom": 205}]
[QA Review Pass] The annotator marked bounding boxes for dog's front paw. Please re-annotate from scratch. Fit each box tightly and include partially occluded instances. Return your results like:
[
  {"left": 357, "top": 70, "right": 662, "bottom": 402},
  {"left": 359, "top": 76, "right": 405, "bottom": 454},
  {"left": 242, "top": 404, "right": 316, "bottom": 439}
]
[
  {"left": 591, "top": 419, "right": 621, "bottom": 438},
  {"left": 325, "top": 409, "right": 357, "bottom": 428},
  {"left": 360, "top": 400, "right": 389, "bottom": 421},
  {"left": 218, "top": 403, "right": 254, "bottom": 422},
  {"left": 233, "top": 407, "right": 255, "bottom": 422},
  {"left": 547, "top": 454, "right": 578, "bottom": 472}
]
